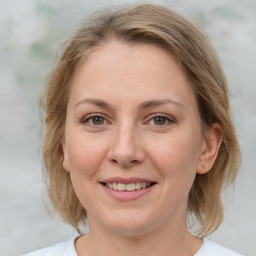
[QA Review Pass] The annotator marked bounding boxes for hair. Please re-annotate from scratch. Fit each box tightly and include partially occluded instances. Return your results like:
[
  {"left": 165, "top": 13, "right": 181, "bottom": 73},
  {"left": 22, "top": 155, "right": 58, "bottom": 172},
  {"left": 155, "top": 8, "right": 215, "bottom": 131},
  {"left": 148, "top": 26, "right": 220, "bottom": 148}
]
[{"left": 41, "top": 3, "right": 241, "bottom": 236}]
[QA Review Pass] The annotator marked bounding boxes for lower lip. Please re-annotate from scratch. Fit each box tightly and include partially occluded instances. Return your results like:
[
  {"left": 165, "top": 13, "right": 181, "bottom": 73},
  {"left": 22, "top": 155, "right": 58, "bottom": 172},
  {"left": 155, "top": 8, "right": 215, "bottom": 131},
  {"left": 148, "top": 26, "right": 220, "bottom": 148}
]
[{"left": 101, "top": 184, "right": 155, "bottom": 201}]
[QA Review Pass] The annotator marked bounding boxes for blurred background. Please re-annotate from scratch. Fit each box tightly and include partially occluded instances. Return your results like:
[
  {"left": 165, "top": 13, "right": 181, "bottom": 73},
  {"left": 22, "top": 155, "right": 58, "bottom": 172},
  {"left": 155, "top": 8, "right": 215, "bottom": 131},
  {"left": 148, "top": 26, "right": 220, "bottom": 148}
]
[{"left": 0, "top": 0, "right": 255, "bottom": 255}]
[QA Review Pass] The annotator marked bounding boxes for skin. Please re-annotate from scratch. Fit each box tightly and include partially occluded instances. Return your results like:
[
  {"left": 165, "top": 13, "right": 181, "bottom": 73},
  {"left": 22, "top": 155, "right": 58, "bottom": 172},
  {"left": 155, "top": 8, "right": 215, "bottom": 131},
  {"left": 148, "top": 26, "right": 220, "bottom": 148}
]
[{"left": 62, "top": 41, "right": 222, "bottom": 256}]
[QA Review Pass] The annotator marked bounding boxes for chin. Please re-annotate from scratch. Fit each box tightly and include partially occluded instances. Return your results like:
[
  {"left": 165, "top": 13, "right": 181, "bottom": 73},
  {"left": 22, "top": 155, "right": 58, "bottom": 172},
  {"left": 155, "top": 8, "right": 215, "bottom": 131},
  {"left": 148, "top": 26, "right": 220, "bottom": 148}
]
[{"left": 102, "top": 211, "right": 156, "bottom": 236}]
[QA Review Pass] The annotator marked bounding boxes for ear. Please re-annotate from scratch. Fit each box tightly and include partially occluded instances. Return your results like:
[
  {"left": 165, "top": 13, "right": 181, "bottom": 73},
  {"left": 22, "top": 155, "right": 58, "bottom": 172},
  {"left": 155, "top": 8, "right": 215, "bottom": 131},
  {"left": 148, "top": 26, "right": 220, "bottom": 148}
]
[
  {"left": 62, "top": 138, "right": 70, "bottom": 172},
  {"left": 197, "top": 123, "right": 223, "bottom": 174}
]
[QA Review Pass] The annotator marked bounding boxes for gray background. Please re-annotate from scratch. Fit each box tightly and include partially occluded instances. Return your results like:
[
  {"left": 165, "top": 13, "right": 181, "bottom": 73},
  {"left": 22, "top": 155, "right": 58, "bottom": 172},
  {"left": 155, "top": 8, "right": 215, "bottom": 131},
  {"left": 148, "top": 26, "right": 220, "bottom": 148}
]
[{"left": 0, "top": 0, "right": 255, "bottom": 255}]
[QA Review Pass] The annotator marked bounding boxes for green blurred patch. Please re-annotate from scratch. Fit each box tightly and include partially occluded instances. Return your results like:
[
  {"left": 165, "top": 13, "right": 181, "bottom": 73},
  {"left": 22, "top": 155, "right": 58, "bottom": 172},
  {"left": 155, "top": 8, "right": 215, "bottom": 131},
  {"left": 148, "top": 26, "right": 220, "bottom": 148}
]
[
  {"left": 36, "top": 1, "right": 57, "bottom": 18},
  {"left": 213, "top": 7, "right": 243, "bottom": 19},
  {"left": 30, "top": 41, "right": 51, "bottom": 58}
]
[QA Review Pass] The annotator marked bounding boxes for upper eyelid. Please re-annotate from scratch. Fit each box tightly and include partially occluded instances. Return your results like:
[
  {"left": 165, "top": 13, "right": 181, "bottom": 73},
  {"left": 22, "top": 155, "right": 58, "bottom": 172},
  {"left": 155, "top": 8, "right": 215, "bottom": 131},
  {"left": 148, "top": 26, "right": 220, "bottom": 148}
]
[
  {"left": 82, "top": 113, "right": 107, "bottom": 120},
  {"left": 147, "top": 113, "right": 175, "bottom": 122}
]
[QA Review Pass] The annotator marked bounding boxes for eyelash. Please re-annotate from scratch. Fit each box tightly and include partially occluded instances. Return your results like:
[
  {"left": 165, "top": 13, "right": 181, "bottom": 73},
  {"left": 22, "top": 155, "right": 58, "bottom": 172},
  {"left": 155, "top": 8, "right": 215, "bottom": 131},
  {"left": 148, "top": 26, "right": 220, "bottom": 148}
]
[
  {"left": 81, "top": 113, "right": 175, "bottom": 128},
  {"left": 81, "top": 113, "right": 109, "bottom": 127},
  {"left": 147, "top": 114, "right": 175, "bottom": 127}
]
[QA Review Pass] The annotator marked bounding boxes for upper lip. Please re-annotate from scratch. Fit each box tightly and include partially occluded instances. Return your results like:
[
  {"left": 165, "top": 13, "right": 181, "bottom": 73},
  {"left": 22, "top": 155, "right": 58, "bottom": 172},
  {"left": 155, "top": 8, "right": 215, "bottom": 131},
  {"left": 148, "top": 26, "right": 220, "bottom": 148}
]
[{"left": 100, "top": 177, "right": 156, "bottom": 184}]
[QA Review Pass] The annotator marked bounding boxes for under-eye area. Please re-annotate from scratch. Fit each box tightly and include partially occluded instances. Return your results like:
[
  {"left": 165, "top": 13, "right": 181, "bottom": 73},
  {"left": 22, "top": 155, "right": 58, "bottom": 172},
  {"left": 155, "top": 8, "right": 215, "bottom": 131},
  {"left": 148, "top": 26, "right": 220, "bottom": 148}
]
[{"left": 100, "top": 182, "right": 157, "bottom": 191}]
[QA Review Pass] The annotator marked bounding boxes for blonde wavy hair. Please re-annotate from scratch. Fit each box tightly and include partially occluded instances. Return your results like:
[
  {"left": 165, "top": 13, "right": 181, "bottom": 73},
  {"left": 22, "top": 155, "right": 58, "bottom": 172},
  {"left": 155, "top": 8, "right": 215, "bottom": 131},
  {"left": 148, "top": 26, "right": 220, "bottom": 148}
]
[{"left": 41, "top": 4, "right": 241, "bottom": 236}]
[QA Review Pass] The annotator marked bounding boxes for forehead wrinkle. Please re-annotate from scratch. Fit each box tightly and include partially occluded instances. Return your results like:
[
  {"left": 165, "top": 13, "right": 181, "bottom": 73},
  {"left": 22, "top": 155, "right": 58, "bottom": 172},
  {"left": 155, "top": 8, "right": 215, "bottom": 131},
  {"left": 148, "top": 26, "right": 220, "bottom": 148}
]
[{"left": 139, "top": 99, "right": 185, "bottom": 109}]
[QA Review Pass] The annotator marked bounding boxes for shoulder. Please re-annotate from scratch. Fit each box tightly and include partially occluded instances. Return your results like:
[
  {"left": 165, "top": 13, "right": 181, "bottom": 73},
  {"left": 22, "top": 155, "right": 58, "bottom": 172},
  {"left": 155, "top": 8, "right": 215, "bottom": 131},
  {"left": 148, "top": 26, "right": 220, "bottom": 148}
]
[
  {"left": 195, "top": 238, "right": 244, "bottom": 256},
  {"left": 21, "top": 237, "right": 77, "bottom": 256}
]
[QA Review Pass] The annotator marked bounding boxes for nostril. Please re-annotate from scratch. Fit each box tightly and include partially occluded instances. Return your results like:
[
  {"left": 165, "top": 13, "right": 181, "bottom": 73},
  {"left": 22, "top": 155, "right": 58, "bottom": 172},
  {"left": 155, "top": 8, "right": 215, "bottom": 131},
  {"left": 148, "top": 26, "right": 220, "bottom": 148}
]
[{"left": 110, "top": 158, "right": 138, "bottom": 165}]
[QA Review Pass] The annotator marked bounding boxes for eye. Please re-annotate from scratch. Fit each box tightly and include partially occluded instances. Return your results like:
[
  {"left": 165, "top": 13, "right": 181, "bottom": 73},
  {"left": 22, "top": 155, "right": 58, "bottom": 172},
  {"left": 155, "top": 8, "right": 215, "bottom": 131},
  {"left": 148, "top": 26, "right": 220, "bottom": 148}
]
[
  {"left": 153, "top": 116, "right": 168, "bottom": 125},
  {"left": 148, "top": 114, "right": 175, "bottom": 126},
  {"left": 82, "top": 115, "right": 107, "bottom": 126}
]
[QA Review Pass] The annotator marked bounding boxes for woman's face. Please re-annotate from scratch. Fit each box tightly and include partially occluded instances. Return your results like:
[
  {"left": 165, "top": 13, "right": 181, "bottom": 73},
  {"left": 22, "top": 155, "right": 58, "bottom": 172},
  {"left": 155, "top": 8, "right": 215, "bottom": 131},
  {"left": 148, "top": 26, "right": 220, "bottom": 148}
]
[{"left": 62, "top": 41, "right": 217, "bottom": 235}]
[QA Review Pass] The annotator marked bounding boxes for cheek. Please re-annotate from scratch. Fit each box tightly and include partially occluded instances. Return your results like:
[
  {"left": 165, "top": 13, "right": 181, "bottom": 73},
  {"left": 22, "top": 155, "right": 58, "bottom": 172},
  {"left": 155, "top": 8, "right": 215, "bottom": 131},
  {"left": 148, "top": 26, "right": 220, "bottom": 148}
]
[
  {"left": 148, "top": 131, "right": 201, "bottom": 184},
  {"left": 66, "top": 134, "right": 106, "bottom": 178},
  {"left": 66, "top": 136, "right": 107, "bottom": 209}
]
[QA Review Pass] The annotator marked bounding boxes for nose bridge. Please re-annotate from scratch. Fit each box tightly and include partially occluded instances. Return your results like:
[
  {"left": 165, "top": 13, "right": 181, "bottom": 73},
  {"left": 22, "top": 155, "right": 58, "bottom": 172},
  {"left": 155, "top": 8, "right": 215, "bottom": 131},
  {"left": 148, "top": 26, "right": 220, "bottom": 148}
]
[{"left": 107, "top": 120, "right": 145, "bottom": 167}]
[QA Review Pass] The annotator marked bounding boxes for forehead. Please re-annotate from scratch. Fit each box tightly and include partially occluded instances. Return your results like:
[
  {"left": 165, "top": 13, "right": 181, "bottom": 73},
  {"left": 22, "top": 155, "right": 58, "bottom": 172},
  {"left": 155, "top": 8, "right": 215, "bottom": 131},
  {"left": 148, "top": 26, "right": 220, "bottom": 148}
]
[
  {"left": 78, "top": 41, "right": 181, "bottom": 77},
  {"left": 70, "top": 40, "right": 197, "bottom": 109}
]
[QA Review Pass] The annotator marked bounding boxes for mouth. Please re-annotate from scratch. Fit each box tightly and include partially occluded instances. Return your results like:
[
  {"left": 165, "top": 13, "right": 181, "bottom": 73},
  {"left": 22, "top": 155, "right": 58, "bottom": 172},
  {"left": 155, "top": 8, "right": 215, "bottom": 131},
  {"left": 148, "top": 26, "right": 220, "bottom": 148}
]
[
  {"left": 100, "top": 182, "right": 156, "bottom": 192},
  {"left": 99, "top": 178, "right": 156, "bottom": 201}
]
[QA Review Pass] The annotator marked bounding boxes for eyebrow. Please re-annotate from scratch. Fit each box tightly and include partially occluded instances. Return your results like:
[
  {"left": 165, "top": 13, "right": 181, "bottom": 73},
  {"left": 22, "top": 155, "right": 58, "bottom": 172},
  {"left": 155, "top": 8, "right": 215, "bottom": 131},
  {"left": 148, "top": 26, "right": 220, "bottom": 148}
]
[
  {"left": 139, "top": 99, "right": 184, "bottom": 109},
  {"left": 75, "top": 98, "right": 113, "bottom": 110},
  {"left": 74, "top": 98, "right": 184, "bottom": 110}
]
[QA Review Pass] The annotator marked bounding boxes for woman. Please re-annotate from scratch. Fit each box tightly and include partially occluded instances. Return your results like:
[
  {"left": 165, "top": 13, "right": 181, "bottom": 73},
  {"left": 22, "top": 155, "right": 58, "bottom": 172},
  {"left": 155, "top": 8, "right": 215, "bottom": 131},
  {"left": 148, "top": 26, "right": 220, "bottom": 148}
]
[{"left": 23, "top": 3, "right": 243, "bottom": 256}]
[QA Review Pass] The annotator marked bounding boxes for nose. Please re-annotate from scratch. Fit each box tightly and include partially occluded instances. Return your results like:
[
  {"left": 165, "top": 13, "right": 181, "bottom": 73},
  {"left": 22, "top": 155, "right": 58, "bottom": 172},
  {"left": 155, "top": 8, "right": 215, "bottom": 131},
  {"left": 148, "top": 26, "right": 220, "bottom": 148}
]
[{"left": 107, "top": 124, "right": 146, "bottom": 168}]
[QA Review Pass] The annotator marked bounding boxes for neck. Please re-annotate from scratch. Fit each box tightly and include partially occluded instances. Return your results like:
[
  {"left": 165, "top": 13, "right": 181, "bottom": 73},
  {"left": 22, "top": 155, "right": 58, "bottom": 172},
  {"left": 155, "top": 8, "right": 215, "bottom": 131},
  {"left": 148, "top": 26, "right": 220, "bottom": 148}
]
[{"left": 75, "top": 216, "right": 202, "bottom": 256}]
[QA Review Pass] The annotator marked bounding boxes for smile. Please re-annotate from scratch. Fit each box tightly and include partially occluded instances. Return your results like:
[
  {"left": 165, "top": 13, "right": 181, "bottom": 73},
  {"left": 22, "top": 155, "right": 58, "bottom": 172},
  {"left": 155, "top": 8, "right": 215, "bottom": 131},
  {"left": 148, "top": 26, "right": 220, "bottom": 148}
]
[
  {"left": 104, "top": 182, "right": 153, "bottom": 191},
  {"left": 100, "top": 178, "right": 156, "bottom": 201}
]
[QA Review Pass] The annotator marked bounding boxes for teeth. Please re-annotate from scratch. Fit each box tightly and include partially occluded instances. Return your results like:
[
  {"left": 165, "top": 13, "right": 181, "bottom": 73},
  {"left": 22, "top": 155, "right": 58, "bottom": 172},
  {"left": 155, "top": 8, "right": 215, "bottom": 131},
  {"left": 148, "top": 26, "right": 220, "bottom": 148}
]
[
  {"left": 105, "top": 182, "right": 151, "bottom": 191},
  {"left": 135, "top": 182, "right": 142, "bottom": 189},
  {"left": 126, "top": 183, "right": 135, "bottom": 191},
  {"left": 117, "top": 183, "right": 126, "bottom": 191},
  {"left": 113, "top": 182, "right": 118, "bottom": 190}
]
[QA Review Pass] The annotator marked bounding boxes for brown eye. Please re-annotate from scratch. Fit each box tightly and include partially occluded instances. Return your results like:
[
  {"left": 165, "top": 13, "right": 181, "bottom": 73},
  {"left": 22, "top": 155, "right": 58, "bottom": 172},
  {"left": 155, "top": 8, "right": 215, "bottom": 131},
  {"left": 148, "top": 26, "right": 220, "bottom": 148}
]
[
  {"left": 92, "top": 116, "right": 105, "bottom": 125},
  {"left": 154, "top": 116, "right": 167, "bottom": 125},
  {"left": 82, "top": 115, "right": 107, "bottom": 126}
]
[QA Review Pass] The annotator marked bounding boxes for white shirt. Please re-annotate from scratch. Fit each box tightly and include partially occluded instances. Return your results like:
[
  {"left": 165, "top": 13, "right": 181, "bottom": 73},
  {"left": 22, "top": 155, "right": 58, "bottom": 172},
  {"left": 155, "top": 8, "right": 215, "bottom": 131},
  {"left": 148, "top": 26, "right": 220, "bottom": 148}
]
[{"left": 22, "top": 237, "right": 244, "bottom": 256}]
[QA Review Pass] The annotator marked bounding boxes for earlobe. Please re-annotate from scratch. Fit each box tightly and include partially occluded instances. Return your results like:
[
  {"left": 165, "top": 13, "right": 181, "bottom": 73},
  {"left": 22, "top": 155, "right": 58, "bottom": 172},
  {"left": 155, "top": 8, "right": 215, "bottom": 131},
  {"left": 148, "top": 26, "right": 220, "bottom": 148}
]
[
  {"left": 62, "top": 138, "right": 70, "bottom": 172},
  {"left": 197, "top": 123, "right": 223, "bottom": 174}
]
